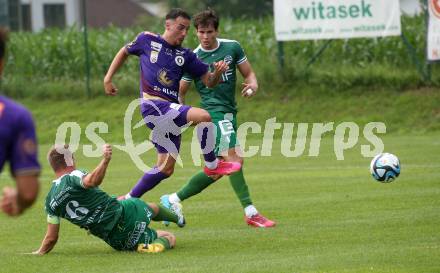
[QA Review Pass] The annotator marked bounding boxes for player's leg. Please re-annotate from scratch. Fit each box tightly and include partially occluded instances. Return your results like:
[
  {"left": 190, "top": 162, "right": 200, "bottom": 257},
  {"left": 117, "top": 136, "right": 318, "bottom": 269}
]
[
  {"left": 186, "top": 107, "right": 241, "bottom": 176},
  {"left": 161, "top": 110, "right": 228, "bottom": 215},
  {"left": 217, "top": 112, "right": 275, "bottom": 227},
  {"left": 148, "top": 202, "right": 185, "bottom": 227},
  {"left": 122, "top": 100, "right": 189, "bottom": 199},
  {"left": 124, "top": 153, "right": 176, "bottom": 199},
  {"left": 225, "top": 147, "right": 275, "bottom": 228}
]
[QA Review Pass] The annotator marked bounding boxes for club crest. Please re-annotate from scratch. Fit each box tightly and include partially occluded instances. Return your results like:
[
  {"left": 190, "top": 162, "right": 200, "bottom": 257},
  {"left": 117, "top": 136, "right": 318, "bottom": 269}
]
[{"left": 175, "top": 56, "right": 185, "bottom": 66}]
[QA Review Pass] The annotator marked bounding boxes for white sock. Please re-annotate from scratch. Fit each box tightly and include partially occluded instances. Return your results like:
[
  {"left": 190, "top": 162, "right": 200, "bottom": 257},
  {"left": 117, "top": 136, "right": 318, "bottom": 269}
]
[
  {"left": 125, "top": 193, "right": 132, "bottom": 199},
  {"left": 169, "top": 193, "right": 181, "bottom": 204},
  {"left": 204, "top": 158, "right": 219, "bottom": 170},
  {"left": 244, "top": 205, "right": 258, "bottom": 217}
]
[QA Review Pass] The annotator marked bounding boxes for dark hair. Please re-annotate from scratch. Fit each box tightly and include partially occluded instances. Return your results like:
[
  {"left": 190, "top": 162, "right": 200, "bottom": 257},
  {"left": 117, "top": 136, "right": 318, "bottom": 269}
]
[
  {"left": 0, "top": 27, "right": 8, "bottom": 60},
  {"left": 166, "top": 8, "right": 191, "bottom": 21},
  {"left": 193, "top": 9, "right": 219, "bottom": 30}
]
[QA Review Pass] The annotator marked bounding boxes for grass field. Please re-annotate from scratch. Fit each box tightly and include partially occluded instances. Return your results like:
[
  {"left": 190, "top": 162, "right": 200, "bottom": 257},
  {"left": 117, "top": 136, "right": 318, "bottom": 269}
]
[{"left": 0, "top": 135, "right": 439, "bottom": 272}]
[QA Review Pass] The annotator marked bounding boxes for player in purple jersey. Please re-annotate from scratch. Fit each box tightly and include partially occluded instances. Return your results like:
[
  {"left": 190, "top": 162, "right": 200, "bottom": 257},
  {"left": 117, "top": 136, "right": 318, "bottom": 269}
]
[
  {"left": 104, "top": 9, "right": 241, "bottom": 201},
  {"left": 0, "top": 28, "right": 40, "bottom": 217}
]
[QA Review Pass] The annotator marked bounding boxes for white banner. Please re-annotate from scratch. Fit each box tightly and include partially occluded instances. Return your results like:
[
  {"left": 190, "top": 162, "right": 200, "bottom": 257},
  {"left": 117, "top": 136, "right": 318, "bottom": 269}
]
[
  {"left": 274, "top": 0, "right": 402, "bottom": 41},
  {"left": 428, "top": 0, "right": 440, "bottom": 61}
]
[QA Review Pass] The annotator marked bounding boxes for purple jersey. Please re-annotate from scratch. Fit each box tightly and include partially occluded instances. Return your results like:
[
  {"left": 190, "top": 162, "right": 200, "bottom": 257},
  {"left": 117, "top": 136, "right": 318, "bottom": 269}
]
[
  {"left": 126, "top": 32, "right": 208, "bottom": 103},
  {"left": 0, "top": 96, "right": 40, "bottom": 177}
]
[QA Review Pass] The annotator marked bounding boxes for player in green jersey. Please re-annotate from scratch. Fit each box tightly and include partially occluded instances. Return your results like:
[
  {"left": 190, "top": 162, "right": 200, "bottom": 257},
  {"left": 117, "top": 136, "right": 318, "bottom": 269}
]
[
  {"left": 161, "top": 9, "right": 275, "bottom": 228},
  {"left": 32, "top": 144, "right": 183, "bottom": 255}
]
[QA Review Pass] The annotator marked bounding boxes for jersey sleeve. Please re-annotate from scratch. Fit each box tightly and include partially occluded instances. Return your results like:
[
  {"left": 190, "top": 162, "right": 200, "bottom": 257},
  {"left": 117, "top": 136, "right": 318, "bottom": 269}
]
[
  {"left": 184, "top": 51, "right": 209, "bottom": 79},
  {"left": 181, "top": 72, "right": 193, "bottom": 82},
  {"left": 47, "top": 214, "right": 60, "bottom": 224},
  {"left": 69, "top": 169, "right": 89, "bottom": 189},
  {"left": 9, "top": 110, "right": 41, "bottom": 177},
  {"left": 234, "top": 42, "right": 248, "bottom": 65},
  {"left": 45, "top": 196, "right": 60, "bottom": 224},
  {"left": 125, "top": 32, "right": 150, "bottom": 56}
]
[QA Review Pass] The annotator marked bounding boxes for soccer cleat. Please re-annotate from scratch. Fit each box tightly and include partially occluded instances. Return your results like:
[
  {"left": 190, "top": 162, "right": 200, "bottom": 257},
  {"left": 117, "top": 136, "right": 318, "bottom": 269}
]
[
  {"left": 137, "top": 243, "right": 165, "bottom": 253},
  {"left": 160, "top": 194, "right": 185, "bottom": 228},
  {"left": 160, "top": 195, "right": 171, "bottom": 226},
  {"left": 172, "top": 202, "right": 185, "bottom": 228},
  {"left": 204, "top": 160, "right": 241, "bottom": 176},
  {"left": 245, "top": 213, "right": 276, "bottom": 228}
]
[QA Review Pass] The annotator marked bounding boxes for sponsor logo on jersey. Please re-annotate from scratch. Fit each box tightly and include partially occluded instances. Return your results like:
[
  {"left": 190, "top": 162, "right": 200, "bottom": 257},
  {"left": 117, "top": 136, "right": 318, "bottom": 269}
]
[
  {"left": 126, "top": 221, "right": 147, "bottom": 249},
  {"left": 151, "top": 41, "right": 162, "bottom": 52},
  {"left": 176, "top": 49, "right": 185, "bottom": 55},
  {"left": 175, "top": 56, "right": 185, "bottom": 66},
  {"left": 224, "top": 55, "right": 233, "bottom": 64},
  {"left": 157, "top": 68, "right": 174, "bottom": 87},
  {"left": 150, "top": 51, "right": 159, "bottom": 63}
]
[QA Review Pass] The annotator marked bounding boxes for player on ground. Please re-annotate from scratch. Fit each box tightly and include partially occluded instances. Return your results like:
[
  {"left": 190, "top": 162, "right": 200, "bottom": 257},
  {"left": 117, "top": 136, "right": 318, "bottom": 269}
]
[
  {"left": 0, "top": 27, "right": 40, "bottom": 217},
  {"left": 32, "top": 144, "right": 182, "bottom": 255},
  {"left": 104, "top": 8, "right": 241, "bottom": 201},
  {"left": 161, "top": 9, "right": 275, "bottom": 228}
]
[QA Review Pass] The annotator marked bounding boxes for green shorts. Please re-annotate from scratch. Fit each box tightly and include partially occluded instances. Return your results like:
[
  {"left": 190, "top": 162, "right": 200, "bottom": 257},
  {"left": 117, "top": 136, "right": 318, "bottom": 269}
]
[
  {"left": 106, "top": 198, "right": 157, "bottom": 251},
  {"left": 209, "top": 111, "right": 239, "bottom": 156}
]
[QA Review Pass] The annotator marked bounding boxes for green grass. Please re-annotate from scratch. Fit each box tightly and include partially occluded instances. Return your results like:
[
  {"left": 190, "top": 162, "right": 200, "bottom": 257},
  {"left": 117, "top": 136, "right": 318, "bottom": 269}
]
[{"left": 0, "top": 135, "right": 439, "bottom": 272}]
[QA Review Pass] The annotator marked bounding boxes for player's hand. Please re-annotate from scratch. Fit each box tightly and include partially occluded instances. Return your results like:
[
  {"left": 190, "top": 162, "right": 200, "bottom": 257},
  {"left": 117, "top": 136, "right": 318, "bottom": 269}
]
[
  {"left": 0, "top": 187, "right": 20, "bottom": 216},
  {"left": 102, "top": 144, "right": 112, "bottom": 161},
  {"left": 104, "top": 80, "right": 118, "bottom": 96},
  {"left": 213, "top": 61, "right": 229, "bottom": 76},
  {"left": 241, "top": 83, "right": 258, "bottom": 98}
]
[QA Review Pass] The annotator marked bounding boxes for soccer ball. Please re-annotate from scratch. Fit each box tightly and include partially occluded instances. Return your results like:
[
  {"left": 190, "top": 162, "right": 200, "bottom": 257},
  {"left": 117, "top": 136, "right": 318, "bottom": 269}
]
[{"left": 370, "top": 153, "right": 401, "bottom": 182}]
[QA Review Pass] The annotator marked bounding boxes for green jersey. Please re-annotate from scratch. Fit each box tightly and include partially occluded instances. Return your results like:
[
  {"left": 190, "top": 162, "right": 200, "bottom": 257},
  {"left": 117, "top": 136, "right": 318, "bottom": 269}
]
[
  {"left": 44, "top": 169, "right": 122, "bottom": 241},
  {"left": 182, "top": 38, "right": 247, "bottom": 114}
]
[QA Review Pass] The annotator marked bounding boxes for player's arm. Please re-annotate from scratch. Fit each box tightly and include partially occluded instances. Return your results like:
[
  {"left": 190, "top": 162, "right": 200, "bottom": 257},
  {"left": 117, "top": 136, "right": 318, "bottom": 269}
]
[
  {"left": 82, "top": 144, "right": 112, "bottom": 189},
  {"left": 179, "top": 80, "right": 191, "bottom": 105},
  {"left": 33, "top": 223, "right": 60, "bottom": 255},
  {"left": 200, "top": 61, "right": 229, "bottom": 88},
  {"left": 238, "top": 60, "right": 258, "bottom": 98},
  {"left": 103, "top": 47, "right": 129, "bottom": 96}
]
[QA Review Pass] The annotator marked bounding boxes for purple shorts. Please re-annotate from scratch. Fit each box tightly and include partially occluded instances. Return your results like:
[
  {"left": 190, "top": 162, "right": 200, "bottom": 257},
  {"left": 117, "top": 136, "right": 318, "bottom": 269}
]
[{"left": 140, "top": 99, "right": 191, "bottom": 154}]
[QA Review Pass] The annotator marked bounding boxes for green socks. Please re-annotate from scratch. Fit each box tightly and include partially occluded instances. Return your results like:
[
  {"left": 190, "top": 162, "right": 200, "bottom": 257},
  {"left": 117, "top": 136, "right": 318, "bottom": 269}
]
[
  {"left": 175, "top": 169, "right": 253, "bottom": 209},
  {"left": 177, "top": 171, "right": 216, "bottom": 201},
  {"left": 229, "top": 169, "right": 253, "bottom": 208},
  {"left": 152, "top": 204, "right": 178, "bottom": 223}
]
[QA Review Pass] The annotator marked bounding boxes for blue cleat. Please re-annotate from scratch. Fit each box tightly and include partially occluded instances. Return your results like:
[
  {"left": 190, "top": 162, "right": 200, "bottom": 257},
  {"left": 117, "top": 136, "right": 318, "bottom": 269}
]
[{"left": 160, "top": 194, "right": 171, "bottom": 226}]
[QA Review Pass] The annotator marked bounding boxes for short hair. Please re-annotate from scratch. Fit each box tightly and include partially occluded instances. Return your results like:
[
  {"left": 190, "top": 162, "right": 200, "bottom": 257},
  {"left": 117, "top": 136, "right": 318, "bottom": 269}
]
[
  {"left": 166, "top": 8, "right": 191, "bottom": 21},
  {"left": 193, "top": 9, "right": 219, "bottom": 30},
  {"left": 0, "top": 27, "right": 8, "bottom": 60},
  {"left": 47, "top": 145, "right": 75, "bottom": 172}
]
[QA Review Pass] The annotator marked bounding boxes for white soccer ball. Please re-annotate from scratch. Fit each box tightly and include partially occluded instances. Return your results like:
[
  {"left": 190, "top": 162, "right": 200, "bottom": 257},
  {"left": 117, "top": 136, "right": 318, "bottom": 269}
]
[{"left": 370, "top": 153, "right": 401, "bottom": 183}]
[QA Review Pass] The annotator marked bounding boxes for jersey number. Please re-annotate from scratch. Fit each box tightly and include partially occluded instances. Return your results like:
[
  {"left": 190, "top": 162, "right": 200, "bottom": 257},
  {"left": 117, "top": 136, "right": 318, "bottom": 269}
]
[{"left": 66, "top": 200, "right": 89, "bottom": 220}]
